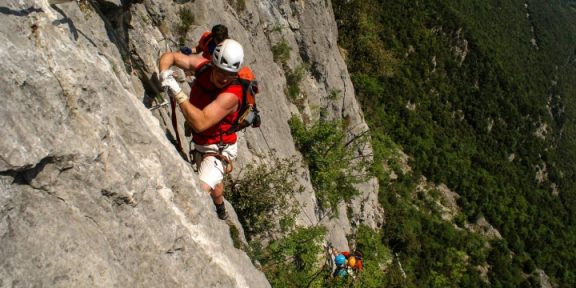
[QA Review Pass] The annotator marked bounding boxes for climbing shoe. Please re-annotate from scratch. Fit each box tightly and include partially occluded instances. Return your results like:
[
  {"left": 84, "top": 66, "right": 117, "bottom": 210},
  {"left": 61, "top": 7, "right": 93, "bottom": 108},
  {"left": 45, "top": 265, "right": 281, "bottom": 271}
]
[{"left": 216, "top": 203, "right": 229, "bottom": 220}]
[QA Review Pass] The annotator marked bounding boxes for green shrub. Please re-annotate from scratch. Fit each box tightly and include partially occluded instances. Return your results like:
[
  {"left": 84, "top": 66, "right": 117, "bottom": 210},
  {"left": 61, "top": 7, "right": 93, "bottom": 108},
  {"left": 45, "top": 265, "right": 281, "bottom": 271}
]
[
  {"left": 253, "top": 225, "right": 396, "bottom": 287},
  {"left": 285, "top": 65, "right": 306, "bottom": 102},
  {"left": 272, "top": 40, "right": 292, "bottom": 66},
  {"left": 175, "top": 7, "right": 194, "bottom": 46},
  {"left": 224, "top": 153, "right": 302, "bottom": 240},
  {"left": 288, "top": 116, "right": 373, "bottom": 212},
  {"left": 328, "top": 89, "right": 342, "bottom": 100},
  {"left": 251, "top": 226, "right": 328, "bottom": 288}
]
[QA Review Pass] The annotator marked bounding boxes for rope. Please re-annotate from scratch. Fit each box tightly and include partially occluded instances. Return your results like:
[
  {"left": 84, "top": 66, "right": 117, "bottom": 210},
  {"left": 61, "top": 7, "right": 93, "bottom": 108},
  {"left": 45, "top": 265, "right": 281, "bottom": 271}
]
[
  {"left": 158, "top": 38, "right": 188, "bottom": 161},
  {"left": 288, "top": 192, "right": 317, "bottom": 226},
  {"left": 257, "top": 126, "right": 272, "bottom": 152},
  {"left": 168, "top": 87, "right": 186, "bottom": 158}
]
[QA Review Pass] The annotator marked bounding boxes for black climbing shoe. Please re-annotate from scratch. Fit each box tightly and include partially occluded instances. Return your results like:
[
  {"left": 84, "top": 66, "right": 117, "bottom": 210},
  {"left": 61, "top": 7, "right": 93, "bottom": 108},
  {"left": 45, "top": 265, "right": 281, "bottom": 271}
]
[{"left": 216, "top": 203, "right": 229, "bottom": 220}]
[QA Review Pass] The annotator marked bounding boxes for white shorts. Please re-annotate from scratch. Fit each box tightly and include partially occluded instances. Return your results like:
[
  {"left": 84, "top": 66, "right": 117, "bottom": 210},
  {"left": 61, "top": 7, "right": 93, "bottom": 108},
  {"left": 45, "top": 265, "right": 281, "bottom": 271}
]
[{"left": 193, "top": 143, "right": 238, "bottom": 189}]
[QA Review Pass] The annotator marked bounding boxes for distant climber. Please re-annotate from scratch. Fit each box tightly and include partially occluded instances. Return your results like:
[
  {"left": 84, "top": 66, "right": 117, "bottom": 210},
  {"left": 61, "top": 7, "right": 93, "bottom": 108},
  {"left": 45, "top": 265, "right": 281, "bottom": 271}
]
[
  {"left": 333, "top": 253, "right": 349, "bottom": 278},
  {"left": 180, "top": 24, "right": 229, "bottom": 59},
  {"left": 341, "top": 250, "right": 363, "bottom": 273},
  {"left": 179, "top": 24, "right": 230, "bottom": 84},
  {"left": 330, "top": 246, "right": 363, "bottom": 279},
  {"left": 159, "top": 39, "right": 245, "bottom": 220}
]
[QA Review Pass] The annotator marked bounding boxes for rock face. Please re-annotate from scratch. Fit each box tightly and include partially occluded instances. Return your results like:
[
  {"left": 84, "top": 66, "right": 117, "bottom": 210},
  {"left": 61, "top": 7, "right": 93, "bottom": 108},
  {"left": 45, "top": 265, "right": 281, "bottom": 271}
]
[{"left": 0, "top": 0, "right": 382, "bottom": 286}]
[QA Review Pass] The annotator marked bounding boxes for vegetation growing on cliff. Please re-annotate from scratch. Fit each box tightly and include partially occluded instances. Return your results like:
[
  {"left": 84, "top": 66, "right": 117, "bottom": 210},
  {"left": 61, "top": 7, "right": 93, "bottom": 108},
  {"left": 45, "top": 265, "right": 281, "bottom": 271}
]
[
  {"left": 289, "top": 116, "right": 373, "bottom": 212},
  {"left": 333, "top": 0, "right": 576, "bottom": 286}
]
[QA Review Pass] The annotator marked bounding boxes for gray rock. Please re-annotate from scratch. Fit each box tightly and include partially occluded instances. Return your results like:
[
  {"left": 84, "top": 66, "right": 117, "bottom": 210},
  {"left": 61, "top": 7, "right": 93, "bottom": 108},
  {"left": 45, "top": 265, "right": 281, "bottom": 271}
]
[
  {"left": 0, "top": 1, "right": 268, "bottom": 287},
  {"left": 1, "top": 0, "right": 383, "bottom": 286}
]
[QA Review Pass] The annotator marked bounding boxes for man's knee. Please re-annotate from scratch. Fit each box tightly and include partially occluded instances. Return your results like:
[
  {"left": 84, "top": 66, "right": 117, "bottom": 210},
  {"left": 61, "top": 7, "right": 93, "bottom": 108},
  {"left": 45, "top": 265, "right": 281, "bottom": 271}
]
[
  {"left": 200, "top": 182, "right": 213, "bottom": 193},
  {"left": 212, "top": 182, "right": 224, "bottom": 195}
]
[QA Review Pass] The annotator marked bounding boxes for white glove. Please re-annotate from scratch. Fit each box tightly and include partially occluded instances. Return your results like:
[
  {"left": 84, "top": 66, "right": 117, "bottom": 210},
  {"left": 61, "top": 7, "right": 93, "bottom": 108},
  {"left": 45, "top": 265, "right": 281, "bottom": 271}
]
[
  {"left": 161, "top": 75, "right": 182, "bottom": 95},
  {"left": 160, "top": 69, "right": 189, "bottom": 104},
  {"left": 161, "top": 75, "right": 189, "bottom": 104},
  {"left": 159, "top": 69, "right": 174, "bottom": 82}
]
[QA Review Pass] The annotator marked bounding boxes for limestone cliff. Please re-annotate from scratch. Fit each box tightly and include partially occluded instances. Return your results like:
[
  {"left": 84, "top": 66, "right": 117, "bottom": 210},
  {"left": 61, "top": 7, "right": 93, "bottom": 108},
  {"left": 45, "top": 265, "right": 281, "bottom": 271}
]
[{"left": 0, "top": 0, "right": 382, "bottom": 286}]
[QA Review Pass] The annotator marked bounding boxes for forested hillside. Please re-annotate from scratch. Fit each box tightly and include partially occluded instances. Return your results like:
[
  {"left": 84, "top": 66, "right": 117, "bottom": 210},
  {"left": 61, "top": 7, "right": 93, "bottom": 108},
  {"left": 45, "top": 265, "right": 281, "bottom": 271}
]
[{"left": 332, "top": 0, "right": 576, "bottom": 286}]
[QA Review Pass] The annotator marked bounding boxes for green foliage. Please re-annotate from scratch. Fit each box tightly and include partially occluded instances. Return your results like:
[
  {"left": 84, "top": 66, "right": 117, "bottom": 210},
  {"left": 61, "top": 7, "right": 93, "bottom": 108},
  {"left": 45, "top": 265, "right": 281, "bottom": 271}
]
[
  {"left": 251, "top": 226, "right": 328, "bottom": 288},
  {"left": 285, "top": 65, "right": 306, "bottom": 102},
  {"left": 379, "top": 186, "right": 491, "bottom": 287},
  {"left": 270, "top": 25, "right": 283, "bottom": 33},
  {"left": 333, "top": 0, "right": 576, "bottom": 286},
  {"left": 228, "top": 224, "right": 244, "bottom": 251},
  {"left": 250, "top": 225, "right": 397, "bottom": 287},
  {"left": 288, "top": 116, "right": 373, "bottom": 212},
  {"left": 175, "top": 7, "right": 194, "bottom": 46},
  {"left": 332, "top": 0, "right": 399, "bottom": 77},
  {"left": 328, "top": 89, "right": 342, "bottom": 101},
  {"left": 272, "top": 40, "right": 292, "bottom": 66},
  {"left": 352, "top": 226, "right": 392, "bottom": 287},
  {"left": 225, "top": 153, "right": 302, "bottom": 240}
]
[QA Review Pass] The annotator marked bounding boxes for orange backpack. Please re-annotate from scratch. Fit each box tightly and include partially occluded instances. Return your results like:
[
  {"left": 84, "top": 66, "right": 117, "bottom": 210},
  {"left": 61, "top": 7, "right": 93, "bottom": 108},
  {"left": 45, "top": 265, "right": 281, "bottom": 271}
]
[{"left": 231, "top": 66, "right": 261, "bottom": 133}]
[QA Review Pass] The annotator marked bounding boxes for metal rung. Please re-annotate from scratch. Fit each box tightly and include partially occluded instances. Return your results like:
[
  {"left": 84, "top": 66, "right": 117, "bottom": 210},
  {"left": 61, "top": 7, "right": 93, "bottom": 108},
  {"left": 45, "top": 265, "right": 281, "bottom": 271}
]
[{"left": 149, "top": 101, "right": 169, "bottom": 111}]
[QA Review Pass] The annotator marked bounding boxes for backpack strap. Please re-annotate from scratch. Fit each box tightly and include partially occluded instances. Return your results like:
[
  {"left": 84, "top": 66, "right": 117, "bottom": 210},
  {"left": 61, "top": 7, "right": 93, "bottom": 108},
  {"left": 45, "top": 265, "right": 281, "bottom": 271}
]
[
  {"left": 222, "top": 78, "right": 250, "bottom": 134},
  {"left": 194, "top": 61, "right": 211, "bottom": 78}
]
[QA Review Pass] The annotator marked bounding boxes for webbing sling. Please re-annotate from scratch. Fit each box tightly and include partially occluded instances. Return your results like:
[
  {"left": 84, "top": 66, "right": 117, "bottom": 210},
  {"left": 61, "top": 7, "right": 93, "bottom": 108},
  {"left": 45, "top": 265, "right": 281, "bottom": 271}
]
[{"left": 167, "top": 87, "right": 186, "bottom": 159}]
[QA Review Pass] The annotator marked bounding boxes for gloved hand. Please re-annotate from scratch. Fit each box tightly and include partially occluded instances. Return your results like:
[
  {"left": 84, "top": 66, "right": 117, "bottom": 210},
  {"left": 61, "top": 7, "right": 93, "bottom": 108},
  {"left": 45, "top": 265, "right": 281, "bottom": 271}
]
[
  {"left": 161, "top": 73, "right": 182, "bottom": 95},
  {"left": 160, "top": 69, "right": 174, "bottom": 82},
  {"left": 160, "top": 70, "right": 189, "bottom": 104}
]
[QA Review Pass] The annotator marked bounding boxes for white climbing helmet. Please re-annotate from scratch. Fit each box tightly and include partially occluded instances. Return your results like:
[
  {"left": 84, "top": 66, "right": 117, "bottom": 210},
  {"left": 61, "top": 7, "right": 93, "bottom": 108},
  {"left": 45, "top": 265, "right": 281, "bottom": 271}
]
[{"left": 212, "top": 39, "right": 244, "bottom": 73}]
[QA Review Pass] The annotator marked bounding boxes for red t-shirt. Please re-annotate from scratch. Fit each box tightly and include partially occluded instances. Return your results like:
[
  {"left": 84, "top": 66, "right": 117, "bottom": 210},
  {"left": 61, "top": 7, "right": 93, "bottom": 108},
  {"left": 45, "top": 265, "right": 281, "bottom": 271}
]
[{"left": 189, "top": 62, "right": 242, "bottom": 145}]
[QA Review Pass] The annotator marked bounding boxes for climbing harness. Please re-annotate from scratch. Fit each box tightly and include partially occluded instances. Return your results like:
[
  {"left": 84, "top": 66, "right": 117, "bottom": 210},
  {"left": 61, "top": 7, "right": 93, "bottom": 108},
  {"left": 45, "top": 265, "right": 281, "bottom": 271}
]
[{"left": 190, "top": 144, "right": 233, "bottom": 174}]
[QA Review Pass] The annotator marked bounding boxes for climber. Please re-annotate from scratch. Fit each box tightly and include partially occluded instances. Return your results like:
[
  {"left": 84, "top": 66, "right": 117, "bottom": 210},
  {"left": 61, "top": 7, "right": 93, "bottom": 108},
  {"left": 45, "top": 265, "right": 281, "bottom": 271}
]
[
  {"left": 180, "top": 24, "right": 229, "bottom": 59},
  {"left": 159, "top": 39, "right": 245, "bottom": 220},
  {"left": 331, "top": 246, "right": 363, "bottom": 279},
  {"left": 333, "top": 253, "right": 349, "bottom": 278},
  {"left": 179, "top": 25, "right": 229, "bottom": 84},
  {"left": 341, "top": 250, "right": 363, "bottom": 272}
]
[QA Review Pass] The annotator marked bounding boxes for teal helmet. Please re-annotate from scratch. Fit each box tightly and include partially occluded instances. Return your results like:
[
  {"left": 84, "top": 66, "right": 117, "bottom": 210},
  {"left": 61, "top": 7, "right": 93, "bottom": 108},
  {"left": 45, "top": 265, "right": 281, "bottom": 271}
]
[
  {"left": 335, "top": 254, "right": 346, "bottom": 266},
  {"left": 336, "top": 268, "right": 348, "bottom": 277}
]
